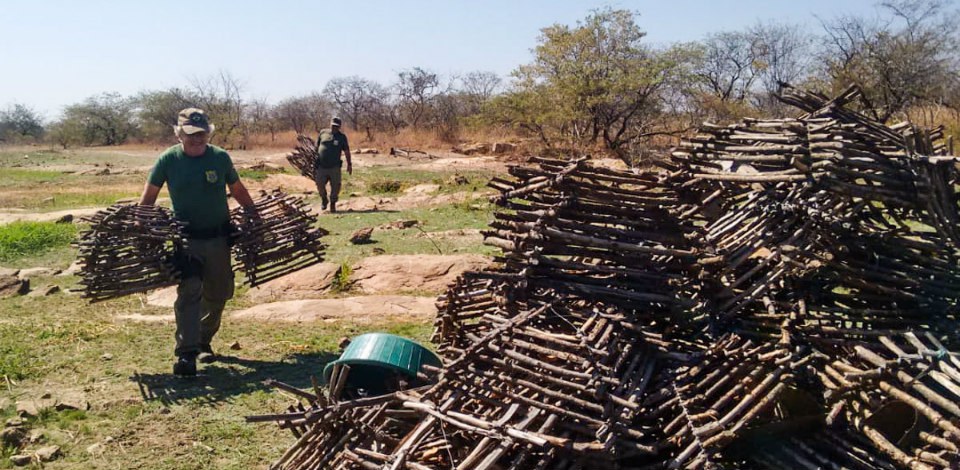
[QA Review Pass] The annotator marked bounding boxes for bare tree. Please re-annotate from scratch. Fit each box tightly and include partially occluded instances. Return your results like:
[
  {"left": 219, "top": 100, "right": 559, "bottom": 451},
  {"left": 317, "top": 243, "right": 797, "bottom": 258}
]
[
  {"left": 460, "top": 71, "right": 502, "bottom": 114},
  {"left": 274, "top": 95, "right": 313, "bottom": 135},
  {"left": 244, "top": 97, "right": 276, "bottom": 146},
  {"left": 395, "top": 67, "right": 440, "bottom": 127},
  {"left": 306, "top": 93, "right": 334, "bottom": 133},
  {"left": 323, "top": 76, "right": 387, "bottom": 132},
  {"left": 136, "top": 87, "right": 195, "bottom": 141},
  {"left": 819, "top": 0, "right": 960, "bottom": 121},
  {"left": 187, "top": 71, "right": 245, "bottom": 145},
  {"left": 748, "top": 21, "right": 813, "bottom": 113},
  {"left": 694, "top": 31, "right": 760, "bottom": 103}
]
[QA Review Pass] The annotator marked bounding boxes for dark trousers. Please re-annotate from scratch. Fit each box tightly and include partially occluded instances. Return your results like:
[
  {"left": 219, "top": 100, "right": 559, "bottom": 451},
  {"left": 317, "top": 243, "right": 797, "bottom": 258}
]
[
  {"left": 174, "top": 237, "right": 234, "bottom": 356},
  {"left": 313, "top": 166, "right": 342, "bottom": 204}
]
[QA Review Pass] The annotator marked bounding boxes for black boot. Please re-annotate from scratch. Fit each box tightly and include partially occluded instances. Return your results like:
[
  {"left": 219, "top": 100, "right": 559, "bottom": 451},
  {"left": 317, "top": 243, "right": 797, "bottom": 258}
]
[
  {"left": 321, "top": 199, "right": 328, "bottom": 211},
  {"left": 173, "top": 354, "right": 197, "bottom": 376},
  {"left": 329, "top": 201, "right": 337, "bottom": 213}
]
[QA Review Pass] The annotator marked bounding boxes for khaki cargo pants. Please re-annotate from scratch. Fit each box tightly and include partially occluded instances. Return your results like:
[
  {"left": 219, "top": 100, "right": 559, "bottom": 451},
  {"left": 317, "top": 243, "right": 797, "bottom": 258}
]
[
  {"left": 174, "top": 237, "right": 234, "bottom": 357},
  {"left": 313, "top": 166, "right": 342, "bottom": 206}
]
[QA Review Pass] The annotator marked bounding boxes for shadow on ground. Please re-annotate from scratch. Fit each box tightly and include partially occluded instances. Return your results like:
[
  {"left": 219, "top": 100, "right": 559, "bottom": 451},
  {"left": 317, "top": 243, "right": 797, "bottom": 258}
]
[{"left": 130, "top": 351, "right": 338, "bottom": 406}]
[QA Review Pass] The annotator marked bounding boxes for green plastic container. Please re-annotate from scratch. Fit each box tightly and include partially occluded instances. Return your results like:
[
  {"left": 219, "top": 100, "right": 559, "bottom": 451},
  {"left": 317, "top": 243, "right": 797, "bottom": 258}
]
[{"left": 323, "top": 333, "right": 441, "bottom": 395}]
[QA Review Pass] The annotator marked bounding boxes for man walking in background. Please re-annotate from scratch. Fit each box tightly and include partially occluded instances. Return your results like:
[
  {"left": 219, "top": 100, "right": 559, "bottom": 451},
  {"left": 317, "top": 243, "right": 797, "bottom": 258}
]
[
  {"left": 314, "top": 117, "right": 352, "bottom": 213},
  {"left": 138, "top": 108, "right": 256, "bottom": 376}
]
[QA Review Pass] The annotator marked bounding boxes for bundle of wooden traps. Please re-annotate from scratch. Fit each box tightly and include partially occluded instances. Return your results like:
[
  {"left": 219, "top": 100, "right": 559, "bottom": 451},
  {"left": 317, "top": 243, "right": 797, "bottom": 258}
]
[
  {"left": 286, "top": 134, "right": 319, "bottom": 178},
  {"left": 230, "top": 189, "right": 326, "bottom": 287},
  {"left": 251, "top": 85, "right": 960, "bottom": 469},
  {"left": 76, "top": 204, "right": 187, "bottom": 302}
]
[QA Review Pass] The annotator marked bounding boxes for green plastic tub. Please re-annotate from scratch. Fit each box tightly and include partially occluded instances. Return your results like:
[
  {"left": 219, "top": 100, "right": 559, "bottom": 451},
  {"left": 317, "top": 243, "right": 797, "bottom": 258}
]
[{"left": 323, "top": 333, "right": 442, "bottom": 396}]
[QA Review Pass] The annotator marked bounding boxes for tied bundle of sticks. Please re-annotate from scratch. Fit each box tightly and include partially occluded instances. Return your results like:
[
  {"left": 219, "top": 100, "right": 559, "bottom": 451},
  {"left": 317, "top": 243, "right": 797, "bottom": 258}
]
[
  {"left": 76, "top": 204, "right": 187, "bottom": 302},
  {"left": 230, "top": 189, "right": 326, "bottom": 287},
  {"left": 252, "top": 85, "right": 960, "bottom": 470},
  {"left": 286, "top": 134, "right": 318, "bottom": 178}
]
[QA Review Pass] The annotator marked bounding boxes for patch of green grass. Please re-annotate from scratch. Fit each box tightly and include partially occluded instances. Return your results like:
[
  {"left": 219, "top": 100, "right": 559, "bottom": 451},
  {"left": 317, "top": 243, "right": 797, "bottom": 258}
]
[
  {"left": 0, "top": 444, "right": 18, "bottom": 469},
  {"left": 0, "top": 221, "right": 77, "bottom": 262},
  {"left": 318, "top": 198, "right": 497, "bottom": 264},
  {"left": 32, "top": 408, "right": 87, "bottom": 429},
  {"left": 0, "top": 168, "right": 65, "bottom": 186},
  {"left": 0, "top": 338, "right": 34, "bottom": 380}
]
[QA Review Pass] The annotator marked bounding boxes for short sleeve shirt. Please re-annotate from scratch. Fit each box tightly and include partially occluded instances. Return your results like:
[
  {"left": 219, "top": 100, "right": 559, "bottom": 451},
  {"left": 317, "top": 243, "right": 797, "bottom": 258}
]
[
  {"left": 147, "top": 144, "right": 239, "bottom": 231},
  {"left": 316, "top": 128, "right": 349, "bottom": 168}
]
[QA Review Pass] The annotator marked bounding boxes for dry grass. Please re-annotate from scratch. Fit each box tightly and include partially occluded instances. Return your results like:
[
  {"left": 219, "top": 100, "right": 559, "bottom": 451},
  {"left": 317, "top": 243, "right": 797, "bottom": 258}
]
[
  {"left": 905, "top": 106, "right": 960, "bottom": 150},
  {"left": 235, "top": 126, "right": 527, "bottom": 153}
]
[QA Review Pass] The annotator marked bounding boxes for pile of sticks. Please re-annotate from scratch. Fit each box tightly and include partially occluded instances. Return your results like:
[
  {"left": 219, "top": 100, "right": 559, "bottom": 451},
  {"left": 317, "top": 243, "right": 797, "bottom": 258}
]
[
  {"left": 286, "top": 134, "right": 319, "bottom": 178},
  {"left": 76, "top": 204, "right": 187, "bottom": 302},
  {"left": 230, "top": 190, "right": 326, "bottom": 287},
  {"left": 252, "top": 85, "right": 960, "bottom": 469}
]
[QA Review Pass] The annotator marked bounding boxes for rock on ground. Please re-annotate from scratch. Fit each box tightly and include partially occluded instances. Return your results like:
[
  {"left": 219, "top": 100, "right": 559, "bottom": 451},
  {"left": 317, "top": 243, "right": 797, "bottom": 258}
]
[
  {"left": 27, "top": 285, "right": 60, "bottom": 297},
  {"left": 350, "top": 227, "right": 374, "bottom": 244},
  {"left": 146, "top": 285, "right": 178, "bottom": 308},
  {"left": 35, "top": 445, "right": 61, "bottom": 462},
  {"left": 244, "top": 263, "right": 340, "bottom": 303},
  {"left": 0, "top": 267, "right": 19, "bottom": 277},
  {"left": 0, "top": 427, "right": 25, "bottom": 448},
  {"left": 231, "top": 295, "right": 436, "bottom": 323},
  {"left": 351, "top": 254, "right": 491, "bottom": 295},
  {"left": 18, "top": 267, "right": 60, "bottom": 279},
  {"left": 0, "top": 275, "right": 29, "bottom": 298},
  {"left": 58, "top": 261, "right": 82, "bottom": 277}
]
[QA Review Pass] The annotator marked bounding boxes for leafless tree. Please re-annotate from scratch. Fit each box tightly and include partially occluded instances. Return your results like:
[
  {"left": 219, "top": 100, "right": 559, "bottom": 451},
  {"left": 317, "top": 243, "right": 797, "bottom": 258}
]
[
  {"left": 274, "top": 95, "right": 314, "bottom": 135},
  {"left": 459, "top": 71, "right": 502, "bottom": 114},
  {"left": 748, "top": 21, "right": 813, "bottom": 113},
  {"left": 187, "top": 71, "right": 246, "bottom": 145},
  {"left": 395, "top": 67, "right": 440, "bottom": 127},
  {"left": 244, "top": 97, "right": 277, "bottom": 145},
  {"left": 818, "top": 0, "right": 960, "bottom": 121},
  {"left": 694, "top": 31, "right": 760, "bottom": 103},
  {"left": 323, "top": 76, "right": 387, "bottom": 132}
]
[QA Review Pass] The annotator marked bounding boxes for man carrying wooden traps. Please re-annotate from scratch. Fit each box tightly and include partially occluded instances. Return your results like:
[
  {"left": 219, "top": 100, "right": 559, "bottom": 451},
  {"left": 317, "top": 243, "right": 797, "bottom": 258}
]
[{"left": 138, "top": 108, "right": 256, "bottom": 376}]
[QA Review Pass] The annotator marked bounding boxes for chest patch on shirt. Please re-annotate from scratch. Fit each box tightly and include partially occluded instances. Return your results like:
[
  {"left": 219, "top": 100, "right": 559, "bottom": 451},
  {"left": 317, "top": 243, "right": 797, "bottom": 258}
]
[{"left": 205, "top": 170, "right": 218, "bottom": 183}]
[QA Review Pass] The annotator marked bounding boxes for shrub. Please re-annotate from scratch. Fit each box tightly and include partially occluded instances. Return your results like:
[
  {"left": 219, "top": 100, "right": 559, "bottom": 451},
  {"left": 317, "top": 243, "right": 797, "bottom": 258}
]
[
  {"left": 368, "top": 178, "right": 403, "bottom": 194},
  {"left": 331, "top": 261, "right": 353, "bottom": 293}
]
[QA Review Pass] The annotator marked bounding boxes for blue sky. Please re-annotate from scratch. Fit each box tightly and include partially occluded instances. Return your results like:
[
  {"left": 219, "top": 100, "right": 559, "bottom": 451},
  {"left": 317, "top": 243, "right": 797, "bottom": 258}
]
[{"left": 0, "top": 0, "right": 882, "bottom": 118}]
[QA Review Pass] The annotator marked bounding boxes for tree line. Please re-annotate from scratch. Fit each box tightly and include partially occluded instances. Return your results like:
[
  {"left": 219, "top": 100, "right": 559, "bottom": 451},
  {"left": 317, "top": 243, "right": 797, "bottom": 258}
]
[{"left": 3, "top": 1, "right": 958, "bottom": 164}]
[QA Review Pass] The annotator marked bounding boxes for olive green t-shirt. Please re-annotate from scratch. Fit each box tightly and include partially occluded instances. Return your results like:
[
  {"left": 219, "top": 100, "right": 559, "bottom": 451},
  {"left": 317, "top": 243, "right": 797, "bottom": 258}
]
[
  {"left": 147, "top": 144, "right": 239, "bottom": 231},
  {"left": 316, "top": 128, "right": 349, "bottom": 169}
]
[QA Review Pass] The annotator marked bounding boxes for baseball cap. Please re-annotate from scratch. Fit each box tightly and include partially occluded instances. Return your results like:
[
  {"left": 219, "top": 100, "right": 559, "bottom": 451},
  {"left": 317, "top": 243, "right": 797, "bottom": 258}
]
[
  {"left": 331, "top": 117, "right": 342, "bottom": 127},
  {"left": 177, "top": 108, "right": 214, "bottom": 134}
]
